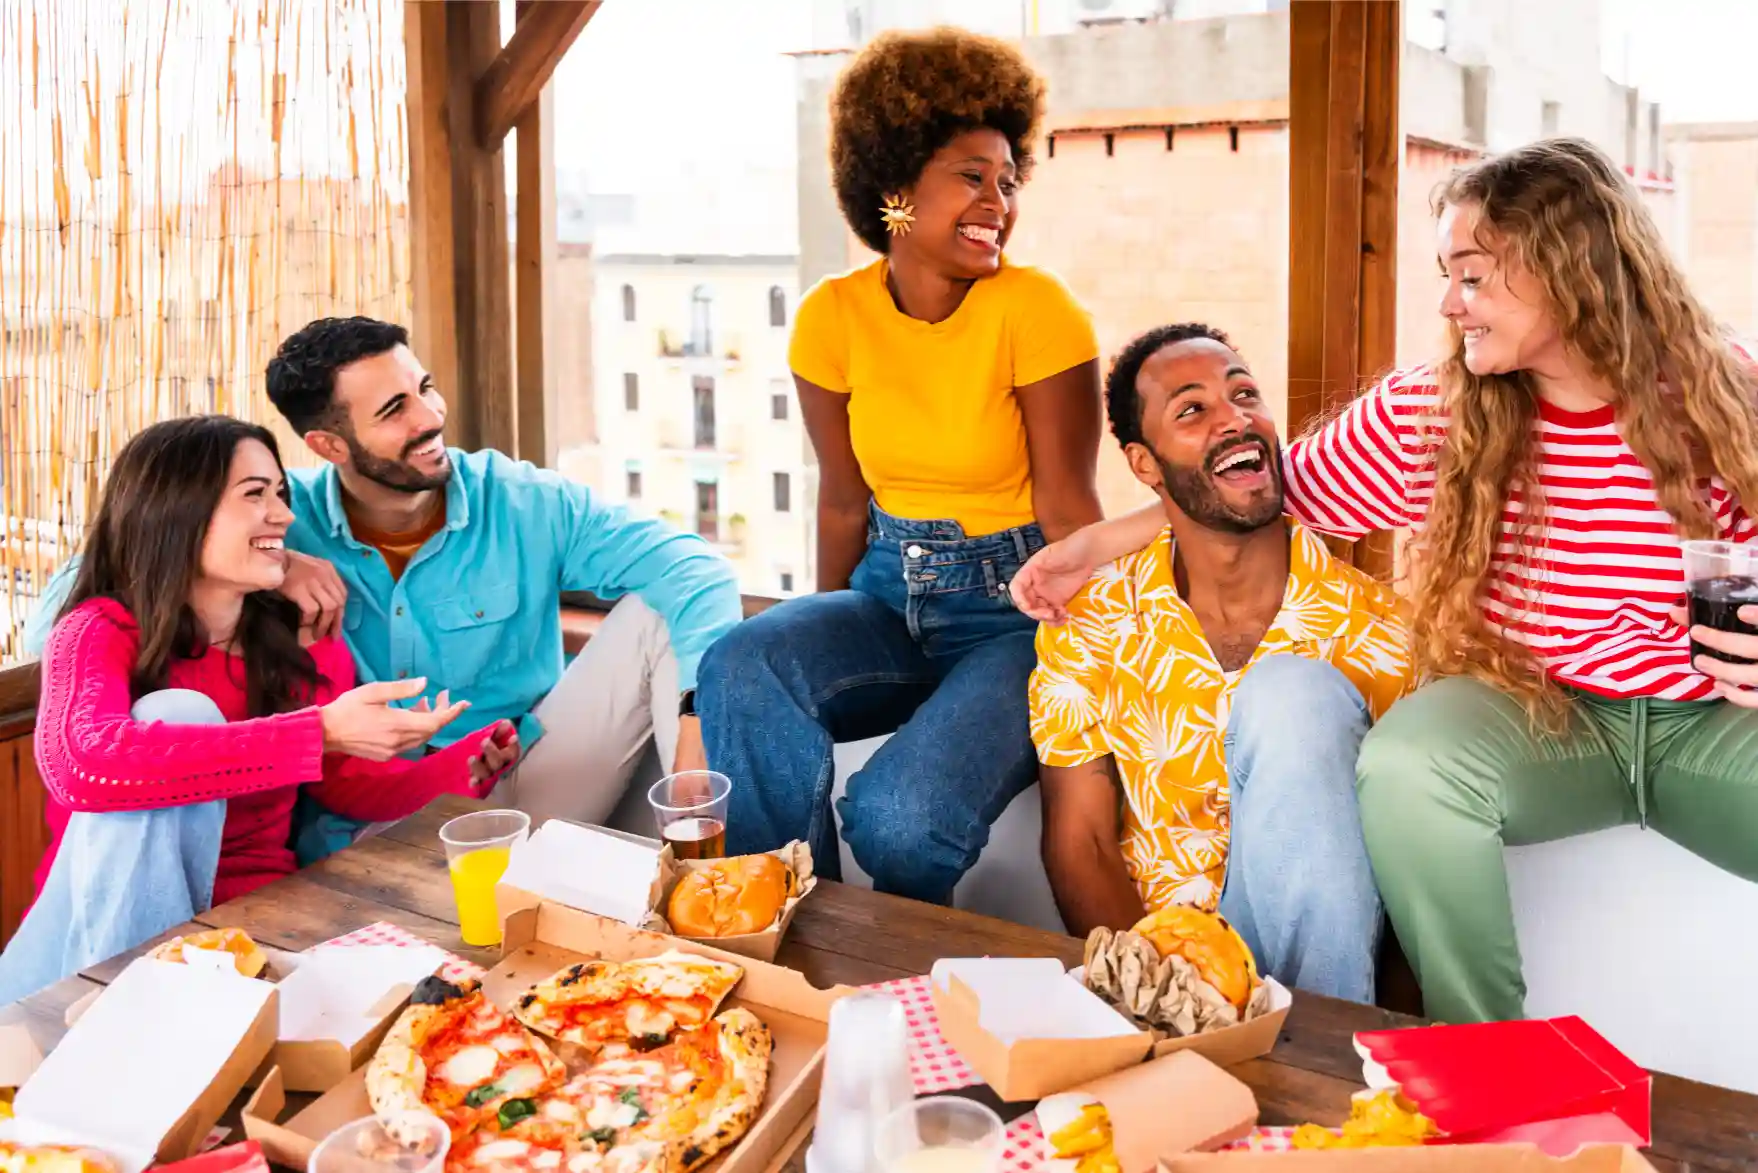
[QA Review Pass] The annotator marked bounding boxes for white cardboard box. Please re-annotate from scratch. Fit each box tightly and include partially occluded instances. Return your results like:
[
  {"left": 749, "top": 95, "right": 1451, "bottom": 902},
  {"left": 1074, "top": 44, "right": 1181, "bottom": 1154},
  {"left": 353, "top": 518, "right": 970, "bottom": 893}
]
[{"left": 0, "top": 958, "right": 277, "bottom": 1172}]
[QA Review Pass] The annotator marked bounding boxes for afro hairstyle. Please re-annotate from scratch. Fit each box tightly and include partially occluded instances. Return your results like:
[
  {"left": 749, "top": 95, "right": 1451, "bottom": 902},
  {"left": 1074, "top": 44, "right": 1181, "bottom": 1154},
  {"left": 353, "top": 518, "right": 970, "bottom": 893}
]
[
  {"left": 1105, "top": 323, "right": 1238, "bottom": 450},
  {"left": 828, "top": 25, "right": 1047, "bottom": 256}
]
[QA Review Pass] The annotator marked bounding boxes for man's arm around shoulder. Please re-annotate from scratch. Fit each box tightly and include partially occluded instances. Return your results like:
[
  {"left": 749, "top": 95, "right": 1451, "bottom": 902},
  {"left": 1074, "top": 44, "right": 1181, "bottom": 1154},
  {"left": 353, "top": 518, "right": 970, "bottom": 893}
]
[{"left": 1040, "top": 754, "right": 1147, "bottom": 937}]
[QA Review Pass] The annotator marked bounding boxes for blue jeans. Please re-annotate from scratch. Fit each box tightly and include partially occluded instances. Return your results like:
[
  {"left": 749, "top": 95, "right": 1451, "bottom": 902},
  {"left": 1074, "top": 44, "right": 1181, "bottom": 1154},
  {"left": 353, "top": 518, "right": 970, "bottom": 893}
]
[
  {"left": 698, "top": 505, "right": 1045, "bottom": 904},
  {"left": 0, "top": 690, "right": 227, "bottom": 1006},
  {"left": 1219, "top": 655, "right": 1383, "bottom": 1003}
]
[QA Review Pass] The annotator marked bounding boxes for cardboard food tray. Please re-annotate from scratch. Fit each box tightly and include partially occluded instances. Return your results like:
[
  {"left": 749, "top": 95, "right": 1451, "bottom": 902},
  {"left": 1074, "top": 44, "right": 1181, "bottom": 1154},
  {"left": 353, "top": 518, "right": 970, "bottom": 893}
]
[
  {"left": 0, "top": 959, "right": 277, "bottom": 1173},
  {"left": 1038, "top": 1050, "right": 1260, "bottom": 1172},
  {"left": 932, "top": 959, "right": 1292, "bottom": 1101},
  {"left": 648, "top": 840, "right": 818, "bottom": 963},
  {"left": 1158, "top": 1144, "right": 1659, "bottom": 1172},
  {"left": 242, "top": 900, "right": 853, "bottom": 1173}
]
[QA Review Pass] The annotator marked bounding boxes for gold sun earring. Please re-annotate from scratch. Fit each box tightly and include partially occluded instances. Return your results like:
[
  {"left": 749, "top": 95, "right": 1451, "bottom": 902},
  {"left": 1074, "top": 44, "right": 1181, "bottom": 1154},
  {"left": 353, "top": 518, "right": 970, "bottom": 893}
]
[{"left": 880, "top": 194, "right": 915, "bottom": 237}]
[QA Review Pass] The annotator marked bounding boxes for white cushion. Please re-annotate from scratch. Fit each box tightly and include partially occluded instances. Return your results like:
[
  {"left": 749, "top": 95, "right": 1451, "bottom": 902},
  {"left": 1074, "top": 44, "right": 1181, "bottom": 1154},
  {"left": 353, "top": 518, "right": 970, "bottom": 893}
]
[{"left": 1506, "top": 827, "right": 1758, "bottom": 1092}]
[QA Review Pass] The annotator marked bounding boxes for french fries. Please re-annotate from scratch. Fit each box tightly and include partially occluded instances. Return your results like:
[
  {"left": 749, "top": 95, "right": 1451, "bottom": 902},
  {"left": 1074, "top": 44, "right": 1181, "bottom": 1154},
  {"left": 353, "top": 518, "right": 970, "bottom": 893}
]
[
  {"left": 1049, "top": 1103, "right": 1123, "bottom": 1173},
  {"left": 1290, "top": 1089, "right": 1440, "bottom": 1149}
]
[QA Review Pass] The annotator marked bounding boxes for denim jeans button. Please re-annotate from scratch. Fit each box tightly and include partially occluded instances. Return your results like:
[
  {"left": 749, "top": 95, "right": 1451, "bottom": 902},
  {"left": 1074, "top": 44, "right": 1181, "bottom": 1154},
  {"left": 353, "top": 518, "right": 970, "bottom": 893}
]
[{"left": 906, "top": 544, "right": 925, "bottom": 558}]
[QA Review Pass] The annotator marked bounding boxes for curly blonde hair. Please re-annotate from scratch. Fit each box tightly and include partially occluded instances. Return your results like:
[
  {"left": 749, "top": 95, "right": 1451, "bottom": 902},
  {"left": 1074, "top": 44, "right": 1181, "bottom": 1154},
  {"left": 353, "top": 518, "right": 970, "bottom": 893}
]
[
  {"left": 1409, "top": 137, "right": 1758, "bottom": 722},
  {"left": 828, "top": 26, "right": 1046, "bottom": 255}
]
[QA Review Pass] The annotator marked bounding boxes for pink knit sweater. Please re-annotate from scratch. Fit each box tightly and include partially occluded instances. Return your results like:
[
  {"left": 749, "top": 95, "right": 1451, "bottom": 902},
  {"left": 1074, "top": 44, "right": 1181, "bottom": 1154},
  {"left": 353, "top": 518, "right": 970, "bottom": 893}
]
[{"left": 33, "top": 597, "right": 503, "bottom": 906}]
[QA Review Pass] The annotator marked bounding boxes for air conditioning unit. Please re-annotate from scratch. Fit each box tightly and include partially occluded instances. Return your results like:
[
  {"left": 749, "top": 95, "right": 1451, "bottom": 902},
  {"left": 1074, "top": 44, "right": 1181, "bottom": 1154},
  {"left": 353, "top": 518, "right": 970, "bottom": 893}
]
[{"left": 1076, "top": 0, "right": 1166, "bottom": 24}]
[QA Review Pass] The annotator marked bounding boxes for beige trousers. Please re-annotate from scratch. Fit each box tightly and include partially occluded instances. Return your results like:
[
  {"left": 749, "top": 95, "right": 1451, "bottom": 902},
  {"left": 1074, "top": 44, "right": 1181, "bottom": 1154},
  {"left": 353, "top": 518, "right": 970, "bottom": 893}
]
[{"left": 492, "top": 595, "right": 681, "bottom": 825}]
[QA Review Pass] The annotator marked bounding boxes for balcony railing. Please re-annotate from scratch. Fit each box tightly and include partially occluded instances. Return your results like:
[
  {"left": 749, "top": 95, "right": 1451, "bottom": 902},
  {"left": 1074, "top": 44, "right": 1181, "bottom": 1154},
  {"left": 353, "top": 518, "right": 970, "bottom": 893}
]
[{"left": 655, "top": 329, "right": 742, "bottom": 364}]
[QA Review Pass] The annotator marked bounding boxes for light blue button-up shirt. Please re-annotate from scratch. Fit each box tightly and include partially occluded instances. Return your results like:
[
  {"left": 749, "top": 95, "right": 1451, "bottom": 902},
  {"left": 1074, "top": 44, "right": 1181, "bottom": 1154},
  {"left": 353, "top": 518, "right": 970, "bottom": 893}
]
[{"left": 24, "top": 448, "right": 743, "bottom": 751}]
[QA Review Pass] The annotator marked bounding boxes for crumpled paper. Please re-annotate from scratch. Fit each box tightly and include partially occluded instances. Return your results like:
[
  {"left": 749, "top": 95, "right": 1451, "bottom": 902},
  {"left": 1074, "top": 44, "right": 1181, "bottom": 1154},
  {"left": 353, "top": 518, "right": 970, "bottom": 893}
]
[{"left": 1083, "top": 926, "right": 1272, "bottom": 1039}]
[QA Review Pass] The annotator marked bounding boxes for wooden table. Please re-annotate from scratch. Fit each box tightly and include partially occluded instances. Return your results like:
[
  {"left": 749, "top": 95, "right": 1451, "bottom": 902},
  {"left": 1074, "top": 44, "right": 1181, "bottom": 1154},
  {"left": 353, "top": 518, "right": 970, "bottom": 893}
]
[{"left": 4, "top": 795, "right": 1754, "bottom": 1171}]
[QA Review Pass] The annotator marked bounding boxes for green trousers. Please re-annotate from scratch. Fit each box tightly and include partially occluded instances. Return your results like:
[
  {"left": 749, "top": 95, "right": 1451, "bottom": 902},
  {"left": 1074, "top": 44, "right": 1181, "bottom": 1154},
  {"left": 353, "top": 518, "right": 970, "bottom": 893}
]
[{"left": 1356, "top": 677, "right": 1758, "bottom": 1024}]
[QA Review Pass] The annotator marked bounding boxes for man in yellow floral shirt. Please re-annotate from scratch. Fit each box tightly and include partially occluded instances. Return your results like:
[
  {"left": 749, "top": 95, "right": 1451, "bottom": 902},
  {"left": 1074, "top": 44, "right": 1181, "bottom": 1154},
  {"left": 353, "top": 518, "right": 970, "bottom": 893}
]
[{"left": 1027, "top": 323, "right": 1411, "bottom": 1003}]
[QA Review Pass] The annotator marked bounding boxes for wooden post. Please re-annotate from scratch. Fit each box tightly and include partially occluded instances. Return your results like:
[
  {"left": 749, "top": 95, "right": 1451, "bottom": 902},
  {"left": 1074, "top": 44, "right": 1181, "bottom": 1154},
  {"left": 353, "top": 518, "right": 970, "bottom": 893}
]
[
  {"left": 514, "top": 4, "right": 559, "bottom": 468},
  {"left": 404, "top": 0, "right": 515, "bottom": 455},
  {"left": 1288, "top": 0, "right": 1401, "bottom": 573}
]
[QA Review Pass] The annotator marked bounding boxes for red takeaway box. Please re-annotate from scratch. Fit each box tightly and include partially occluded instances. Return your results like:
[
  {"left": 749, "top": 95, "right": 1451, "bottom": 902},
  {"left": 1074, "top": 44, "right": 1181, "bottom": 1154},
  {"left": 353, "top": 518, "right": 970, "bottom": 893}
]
[{"left": 1353, "top": 1017, "right": 1651, "bottom": 1155}]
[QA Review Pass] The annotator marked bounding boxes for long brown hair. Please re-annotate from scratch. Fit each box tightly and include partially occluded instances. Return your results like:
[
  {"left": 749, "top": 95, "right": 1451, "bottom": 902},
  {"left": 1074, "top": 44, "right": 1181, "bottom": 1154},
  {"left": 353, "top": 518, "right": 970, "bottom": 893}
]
[
  {"left": 59, "top": 416, "right": 323, "bottom": 716},
  {"left": 1410, "top": 137, "right": 1758, "bottom": 718}
]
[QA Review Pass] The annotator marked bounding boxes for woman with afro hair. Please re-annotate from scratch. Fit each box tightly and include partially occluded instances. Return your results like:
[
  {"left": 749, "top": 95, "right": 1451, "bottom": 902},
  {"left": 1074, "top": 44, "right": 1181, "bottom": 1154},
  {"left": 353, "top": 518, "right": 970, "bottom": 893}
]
[{"left": 694, "top": 26, "right": 1102, "bottom": 903}]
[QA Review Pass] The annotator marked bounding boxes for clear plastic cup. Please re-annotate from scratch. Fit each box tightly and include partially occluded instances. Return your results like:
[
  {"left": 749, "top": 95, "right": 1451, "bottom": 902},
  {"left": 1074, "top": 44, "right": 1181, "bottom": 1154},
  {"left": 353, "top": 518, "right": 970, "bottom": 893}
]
[
  {"left": 873, "top": 1097, "right": 1004, "bottom": 1173},
  {"left": 308, "top": 1111, "right": 449, "bottom": 1173},
  {"left": 1683, "top": 539, "right": 1758, "bottom": 666},
  {"left": 439, "top": 808, "right": 530, "bottom": 947},
  {"left": 805, "top": 993, "right": 915, "bottom": 1173},
  {"left": 647, "top": 770, "right": 731, "bottom": 860}
]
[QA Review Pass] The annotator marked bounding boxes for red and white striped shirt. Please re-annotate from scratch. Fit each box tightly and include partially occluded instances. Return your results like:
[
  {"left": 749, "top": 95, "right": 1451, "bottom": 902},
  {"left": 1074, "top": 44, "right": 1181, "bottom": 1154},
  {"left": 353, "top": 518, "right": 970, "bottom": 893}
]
[{"left": 1284, "top": 360, "right": 1758, "bottom": 701}]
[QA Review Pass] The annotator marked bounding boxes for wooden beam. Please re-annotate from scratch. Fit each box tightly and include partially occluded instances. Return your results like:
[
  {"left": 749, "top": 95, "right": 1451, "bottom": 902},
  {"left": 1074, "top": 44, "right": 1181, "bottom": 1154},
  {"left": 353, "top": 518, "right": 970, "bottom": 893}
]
[
  {"left": 407, "top": 1, "right": 517, "bottom": 454},
  {"left": 403, "top": 0, "right": 461, "bottom": 422},
  {"left": 475, "top": 1, "right": 599, "bottom": 150},
  {"left": 1288, "top": 0, "right": 1401, "bottom": 572},
  {"left": 514, "top": 3, "right": 560, "bottom": 467}
]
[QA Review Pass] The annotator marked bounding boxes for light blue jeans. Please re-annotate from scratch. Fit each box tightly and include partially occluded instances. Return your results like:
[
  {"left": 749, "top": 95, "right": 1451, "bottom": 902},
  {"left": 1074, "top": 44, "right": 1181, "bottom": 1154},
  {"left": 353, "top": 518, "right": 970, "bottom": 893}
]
[
  {"left": 0, "top": 690, "right": 229, "bottom": 1006},
  {"left": 1218, "top": 654, "right": 1383, "bottom": 1004}
]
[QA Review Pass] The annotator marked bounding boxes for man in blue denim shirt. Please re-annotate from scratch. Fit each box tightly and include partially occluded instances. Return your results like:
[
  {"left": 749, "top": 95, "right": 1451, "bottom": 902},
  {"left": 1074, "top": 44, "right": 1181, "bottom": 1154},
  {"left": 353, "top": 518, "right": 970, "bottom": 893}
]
[{"left": 27, "top": 317, "right": 743, "bottom": 834}]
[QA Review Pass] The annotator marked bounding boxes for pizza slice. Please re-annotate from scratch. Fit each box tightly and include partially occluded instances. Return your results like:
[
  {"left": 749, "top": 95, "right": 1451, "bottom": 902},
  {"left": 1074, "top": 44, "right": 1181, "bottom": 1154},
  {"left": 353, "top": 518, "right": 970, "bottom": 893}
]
[
  {"left": 0, "top": 1143, "right": 119, "bottom": 1173},
  {"left": 511, "top": 951, "right": 744, "bottom": 1057},
  {"left": 367, "top": 975, "right": 567, "bottom": 1146},
  {"left": 147, "top": 927, "right": 267, "bottom": 978},
  {"left": 538, "top": 1007, "right": 773, "bottom": 1173}
]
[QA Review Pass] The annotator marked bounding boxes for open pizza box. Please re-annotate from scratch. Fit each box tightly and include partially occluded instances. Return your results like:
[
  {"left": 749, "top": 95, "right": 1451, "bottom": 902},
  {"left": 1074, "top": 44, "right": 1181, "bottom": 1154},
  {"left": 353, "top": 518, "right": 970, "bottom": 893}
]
[
  {"left": 241, "top": 900, "right": 852, "bottom": 1173},
  {"left": 1037, "top": 1050, "right": 1260, "bottom": 1172},
  {"left": 1158, "top": 1144, "right": 1660, "bottom": 1172},
  {"left": 0, "top": 958, "right": 277, "bottom": 1173}
]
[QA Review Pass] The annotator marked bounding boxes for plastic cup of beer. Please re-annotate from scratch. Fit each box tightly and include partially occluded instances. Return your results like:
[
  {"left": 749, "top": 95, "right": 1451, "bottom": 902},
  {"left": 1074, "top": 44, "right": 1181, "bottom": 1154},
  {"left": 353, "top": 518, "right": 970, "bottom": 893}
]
[
  {"left": 873, "top": 1097, "right": 1004, "bottom": 1173},
  {"left": 1684, "top": 540, "right": 1758, "bottom": 666},
  {"left": 438, "top": 808, "right": 530, "bottom": 947},
  {"left": 647, "top": 770, "right": 731, "bottom": 860}
]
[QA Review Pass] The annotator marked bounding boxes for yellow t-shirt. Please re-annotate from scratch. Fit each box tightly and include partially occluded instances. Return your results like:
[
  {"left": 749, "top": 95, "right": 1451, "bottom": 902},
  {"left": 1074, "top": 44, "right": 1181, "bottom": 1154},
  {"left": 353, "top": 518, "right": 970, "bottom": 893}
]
[
  {"left": 1029, "top": 521, "right": 1413, "bottom": 914},
  {"left": 788, "top": 257, "right": 1098, "bottom": 537}
]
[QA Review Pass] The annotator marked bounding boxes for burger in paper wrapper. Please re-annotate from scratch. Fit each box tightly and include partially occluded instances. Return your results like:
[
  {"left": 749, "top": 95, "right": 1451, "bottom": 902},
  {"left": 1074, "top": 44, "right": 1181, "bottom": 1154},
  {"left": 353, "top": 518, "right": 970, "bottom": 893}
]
[{"left": 1082, "top": 907, "right": 1272, "bottom": 1038}]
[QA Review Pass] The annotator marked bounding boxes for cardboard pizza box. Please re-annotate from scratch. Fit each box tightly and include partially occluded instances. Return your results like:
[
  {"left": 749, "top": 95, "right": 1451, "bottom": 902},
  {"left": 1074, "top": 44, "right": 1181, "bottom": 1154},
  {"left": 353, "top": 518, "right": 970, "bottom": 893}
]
[
  {"left": 264, "top": 943, "right": 449, "bottom": 1093},
  {"left": 0, "top": 958, "right": 277, "bottom": 1173},
  {"left": 929, "top": 957, "right": 1154, "bottom": 1100},
  {"left": 1158, "top": 1143, "right": 1660, "bottom": 1172},
  {"left": 1037, "top": 1050, "right": 1260, "bottom": 1172},
  {"left": 497, "top": 818, "right": 674, "bottom": 928},
  {"left": 241, "top": 900, "right": 853, "bottom": 1173},
  {"left": 641, "top": 840, "right": 818, "bottom": 964}
]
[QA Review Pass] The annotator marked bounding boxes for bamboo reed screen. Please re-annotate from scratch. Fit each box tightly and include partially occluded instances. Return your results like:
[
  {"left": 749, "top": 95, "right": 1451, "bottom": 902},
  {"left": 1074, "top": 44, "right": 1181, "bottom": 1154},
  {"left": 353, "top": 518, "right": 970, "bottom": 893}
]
[{"left": 0, "top": 0, "right": 411, "bottom": 665}]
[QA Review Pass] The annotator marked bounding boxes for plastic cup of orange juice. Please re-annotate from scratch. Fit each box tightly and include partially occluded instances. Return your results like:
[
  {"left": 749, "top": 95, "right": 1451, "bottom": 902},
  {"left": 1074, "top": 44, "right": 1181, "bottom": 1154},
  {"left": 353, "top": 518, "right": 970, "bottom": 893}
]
[{"left": 439, "top": 809, "right": 530, "bottom": 947}]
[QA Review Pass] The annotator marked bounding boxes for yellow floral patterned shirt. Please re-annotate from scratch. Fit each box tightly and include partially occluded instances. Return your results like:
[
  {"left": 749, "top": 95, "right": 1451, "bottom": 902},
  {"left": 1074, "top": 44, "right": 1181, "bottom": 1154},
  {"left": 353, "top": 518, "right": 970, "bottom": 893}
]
[{"left": 1028, "top": 520, "right": 1412, "bottom": 914}]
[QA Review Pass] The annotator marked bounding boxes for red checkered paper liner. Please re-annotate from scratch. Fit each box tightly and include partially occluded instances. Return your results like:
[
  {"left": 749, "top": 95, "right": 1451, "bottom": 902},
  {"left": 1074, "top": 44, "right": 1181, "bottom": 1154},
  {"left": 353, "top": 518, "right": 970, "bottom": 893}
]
[
  {"left": 317, "top": 919, "right": 486, "bottom": 982},
  {"left": 858, "top": 974, "right": 1295, "bottom": 1171}
]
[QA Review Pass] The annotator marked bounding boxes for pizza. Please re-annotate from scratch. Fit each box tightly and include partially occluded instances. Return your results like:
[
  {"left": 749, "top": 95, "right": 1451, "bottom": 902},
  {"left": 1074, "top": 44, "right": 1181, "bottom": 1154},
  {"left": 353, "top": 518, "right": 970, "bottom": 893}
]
[
  {"left": 510, "top": 951, "right": 744, "bottom": 1057},
  {"left": 368, "top": 975, "right": 568, "bottom": 1143},
  {"left": 0, "top": 1143, "right": 119, "bottom": 1173},
  {"left": 147, "top": 927, "right": 267, "bottom": 978},
  {"left": 367, "top": 955, "right": 772, "bottom": 1173}
]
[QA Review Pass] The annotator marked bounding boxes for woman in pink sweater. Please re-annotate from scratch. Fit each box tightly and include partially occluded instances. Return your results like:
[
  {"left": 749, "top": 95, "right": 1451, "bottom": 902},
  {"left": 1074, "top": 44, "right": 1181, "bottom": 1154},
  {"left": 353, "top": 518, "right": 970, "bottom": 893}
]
[{"left": 0, "top": 416, "right": 519, "bottom": 1003}]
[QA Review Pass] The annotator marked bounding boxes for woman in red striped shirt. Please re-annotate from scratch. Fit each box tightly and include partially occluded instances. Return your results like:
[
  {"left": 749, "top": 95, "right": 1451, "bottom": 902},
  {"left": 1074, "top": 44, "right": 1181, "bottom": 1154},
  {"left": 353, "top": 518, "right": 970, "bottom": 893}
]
[{"left": 1009, "top": 137, "right": 1758, "bottom": 1023}]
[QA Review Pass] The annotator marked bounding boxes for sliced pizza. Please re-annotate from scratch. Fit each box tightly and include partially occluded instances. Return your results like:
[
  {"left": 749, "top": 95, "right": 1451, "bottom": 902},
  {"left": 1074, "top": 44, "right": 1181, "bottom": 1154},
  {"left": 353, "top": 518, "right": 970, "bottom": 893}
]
[
  {"left": 539, "top": 1007, "right": 773, "bottom": 1173},
  {"left": 367, "top": 975, "right": 567, "bottom": 1145},
  {"left": 0, "top": 1143, "right": 119, "bottom": 1173},
  {"left": 511, "top": 951, "right": 744, "bottom": 1057}
]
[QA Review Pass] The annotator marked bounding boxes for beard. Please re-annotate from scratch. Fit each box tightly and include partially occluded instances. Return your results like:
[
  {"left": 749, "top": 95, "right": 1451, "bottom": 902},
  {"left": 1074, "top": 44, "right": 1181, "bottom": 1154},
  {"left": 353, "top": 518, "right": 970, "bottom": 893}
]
[
  {"left": 346, "top": 427, "right": 452, "bottom": 493},
  {"left": 1157, "top": 437, "right": 1286, "bottom": 535}
]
